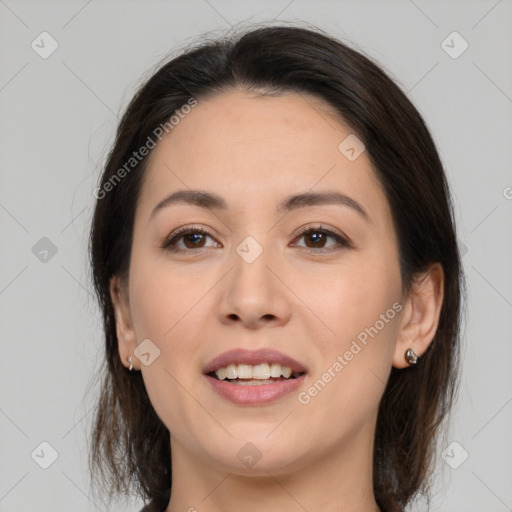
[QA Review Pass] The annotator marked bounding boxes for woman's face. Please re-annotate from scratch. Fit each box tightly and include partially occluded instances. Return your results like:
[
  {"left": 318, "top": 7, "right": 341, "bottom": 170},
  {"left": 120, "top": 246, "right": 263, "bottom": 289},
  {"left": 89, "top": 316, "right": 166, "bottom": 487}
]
[{"left": 118, "top": 89, "right": 406, "bottom": 474}]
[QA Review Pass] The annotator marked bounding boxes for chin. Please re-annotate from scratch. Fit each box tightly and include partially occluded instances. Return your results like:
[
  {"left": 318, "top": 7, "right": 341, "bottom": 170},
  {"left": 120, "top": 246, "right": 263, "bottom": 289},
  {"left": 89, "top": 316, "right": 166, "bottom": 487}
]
[{"left": 200, "top": 434, "right": 308, "bottom": 475}]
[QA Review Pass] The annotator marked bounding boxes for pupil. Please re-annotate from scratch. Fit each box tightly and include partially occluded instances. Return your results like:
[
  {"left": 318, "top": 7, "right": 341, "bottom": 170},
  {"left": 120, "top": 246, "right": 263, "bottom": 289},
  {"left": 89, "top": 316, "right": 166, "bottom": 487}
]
[
  {"left": 308, "top": 232, "right": 324, "bottom": 247},
  {"left": 185, "top": 233, "right": 204, "bottom": 248}
]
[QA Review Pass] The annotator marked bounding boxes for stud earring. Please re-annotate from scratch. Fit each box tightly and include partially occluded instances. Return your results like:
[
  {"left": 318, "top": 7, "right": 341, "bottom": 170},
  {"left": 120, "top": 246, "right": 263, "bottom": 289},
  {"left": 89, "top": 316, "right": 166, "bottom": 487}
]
[
  {"left": 128, "top": 356, "right": 134, "bottom": 371},
  {"left": 405, "top": 348, "right": 418, "bottom": 365}
]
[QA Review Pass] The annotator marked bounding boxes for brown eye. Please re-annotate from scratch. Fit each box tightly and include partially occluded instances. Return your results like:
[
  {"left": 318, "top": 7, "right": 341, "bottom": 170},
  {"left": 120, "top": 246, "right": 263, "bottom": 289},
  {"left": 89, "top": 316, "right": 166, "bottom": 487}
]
[
  {"left": 292, "top": 226, "right": 350, "bottom": 251},
  {"left": 303, "top": 231, "right": 329, "bottom": 249},
  {"left": 181, "top": 232, "right": 207, "bottom": 249},
  {"left": 162, "top": 228, "right": 219, "bottom": 252}
]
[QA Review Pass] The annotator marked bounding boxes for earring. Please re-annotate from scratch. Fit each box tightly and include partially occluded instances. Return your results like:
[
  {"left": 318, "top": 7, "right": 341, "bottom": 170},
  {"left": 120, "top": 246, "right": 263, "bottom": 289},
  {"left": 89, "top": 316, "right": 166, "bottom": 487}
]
[
  {"left": 128, "top": 356, "right": 134, "bottom": 371},
  {"left": 405, "top": 348, "right": 418, "bottom": 365}
]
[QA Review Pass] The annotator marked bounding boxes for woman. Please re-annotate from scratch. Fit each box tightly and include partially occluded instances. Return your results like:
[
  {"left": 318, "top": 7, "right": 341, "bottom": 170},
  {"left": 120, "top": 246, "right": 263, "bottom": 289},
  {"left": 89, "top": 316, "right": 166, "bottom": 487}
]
[{"left": 88, "top": 25, "right": 464, "bottom": 512}]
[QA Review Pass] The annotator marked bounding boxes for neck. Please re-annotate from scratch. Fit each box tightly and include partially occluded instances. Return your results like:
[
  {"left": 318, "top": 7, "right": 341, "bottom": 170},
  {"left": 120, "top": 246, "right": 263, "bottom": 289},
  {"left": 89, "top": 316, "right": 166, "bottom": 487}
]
[{"left": 165, "top": 425, "right": 380, "bottom": 512}]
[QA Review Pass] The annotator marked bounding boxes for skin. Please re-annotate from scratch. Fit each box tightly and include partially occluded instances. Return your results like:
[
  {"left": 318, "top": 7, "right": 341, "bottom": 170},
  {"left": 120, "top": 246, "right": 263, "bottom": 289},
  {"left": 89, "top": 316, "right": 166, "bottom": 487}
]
[{"left": 110, "top": 89, "right": 444, "bottom": 512}]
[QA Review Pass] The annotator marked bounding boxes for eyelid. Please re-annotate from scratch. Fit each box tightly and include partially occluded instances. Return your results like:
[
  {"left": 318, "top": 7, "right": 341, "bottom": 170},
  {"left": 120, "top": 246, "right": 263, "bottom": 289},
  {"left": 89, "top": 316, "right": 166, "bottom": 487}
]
[{"left": 293, "top": 223, "right": 346, "bottom": 241}]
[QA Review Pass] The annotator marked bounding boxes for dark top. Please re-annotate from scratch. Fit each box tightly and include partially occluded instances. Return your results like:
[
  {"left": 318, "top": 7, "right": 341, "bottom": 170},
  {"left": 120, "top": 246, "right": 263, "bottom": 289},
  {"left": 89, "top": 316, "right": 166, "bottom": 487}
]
[{"left": 140, "top": 498, "right": 167, "bottom": 511}]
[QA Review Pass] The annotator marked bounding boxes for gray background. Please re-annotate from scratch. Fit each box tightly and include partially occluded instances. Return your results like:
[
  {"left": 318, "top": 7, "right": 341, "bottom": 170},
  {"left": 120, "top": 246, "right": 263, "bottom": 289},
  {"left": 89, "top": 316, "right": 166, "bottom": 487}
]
[{"left": 1, "top": 1, "right": 511, "bottom": 511}]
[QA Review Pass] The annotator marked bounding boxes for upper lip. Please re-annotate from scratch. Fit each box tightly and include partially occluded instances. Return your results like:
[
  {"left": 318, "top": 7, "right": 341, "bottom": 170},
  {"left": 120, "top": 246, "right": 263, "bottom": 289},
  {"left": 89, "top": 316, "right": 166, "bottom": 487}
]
[{"left": 203, "top": 348, "right": 308, "bottom": 375}]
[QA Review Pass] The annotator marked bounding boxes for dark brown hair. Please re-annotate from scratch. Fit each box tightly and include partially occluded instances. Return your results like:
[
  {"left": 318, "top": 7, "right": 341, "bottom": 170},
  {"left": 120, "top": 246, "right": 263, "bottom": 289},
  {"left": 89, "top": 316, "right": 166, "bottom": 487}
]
[{"left": 88, "top": 24, "right": 464, "bottom": 512}]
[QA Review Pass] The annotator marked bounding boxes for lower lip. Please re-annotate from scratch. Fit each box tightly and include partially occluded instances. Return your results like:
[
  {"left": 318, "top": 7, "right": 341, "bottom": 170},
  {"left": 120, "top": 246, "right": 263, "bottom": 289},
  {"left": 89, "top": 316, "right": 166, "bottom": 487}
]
[{"left": 205, "top": 374, "right": 306, "bottom": 405}]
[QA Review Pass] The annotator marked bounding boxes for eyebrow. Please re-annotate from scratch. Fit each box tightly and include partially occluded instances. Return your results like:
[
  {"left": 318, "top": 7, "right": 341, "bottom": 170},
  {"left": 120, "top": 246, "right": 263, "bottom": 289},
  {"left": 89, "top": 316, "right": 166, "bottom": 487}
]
[{"left": 150, "top": 189, "right": 371, "bottom": 222}]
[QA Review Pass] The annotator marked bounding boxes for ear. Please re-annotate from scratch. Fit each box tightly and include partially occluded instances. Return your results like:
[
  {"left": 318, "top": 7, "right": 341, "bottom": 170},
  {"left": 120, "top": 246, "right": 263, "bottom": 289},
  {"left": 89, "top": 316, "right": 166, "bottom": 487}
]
[
  {"left": 110, "top": 275, "right": 139, "bottom": 371},
  {"left": 393, "top": 263, "right": 444, "bottom": 369}
]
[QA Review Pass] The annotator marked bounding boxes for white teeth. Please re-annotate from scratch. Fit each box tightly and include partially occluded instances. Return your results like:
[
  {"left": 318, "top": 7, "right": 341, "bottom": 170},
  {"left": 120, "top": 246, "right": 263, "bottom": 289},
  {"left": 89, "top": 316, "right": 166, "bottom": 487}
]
[
  {"left": 237, "top": 364, "right": 253, "bottom": 379},
  {"left": 213, "top": 362, "right": 296, "bottom": 380},
  {"left": 281, "top": 366, "right": 292, "bottom": 378},
  {"left": 253, "top": 363, "right": 270, "bottom": 379},
  {"left": 270, "top": 363, "right": 281, "bottom": 378},
  {"left": 225, "top": 364, "right": 237, "bottom": 379},
  {"left": 215, "top": 367, "right": 228, "bottom": 380}
]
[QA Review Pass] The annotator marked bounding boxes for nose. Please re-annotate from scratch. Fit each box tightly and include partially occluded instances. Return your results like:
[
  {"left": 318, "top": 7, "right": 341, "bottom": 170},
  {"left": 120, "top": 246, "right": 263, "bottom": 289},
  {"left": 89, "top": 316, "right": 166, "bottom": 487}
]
[{"left": 216, "top": 240, "right": 292, "bottom": 329}]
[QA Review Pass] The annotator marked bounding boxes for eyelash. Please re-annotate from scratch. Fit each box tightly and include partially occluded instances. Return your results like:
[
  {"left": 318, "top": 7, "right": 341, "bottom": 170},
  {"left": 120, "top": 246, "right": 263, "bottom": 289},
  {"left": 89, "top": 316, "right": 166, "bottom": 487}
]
[{"left": 160, "top": 224, "right": 351, "bottom": 254}]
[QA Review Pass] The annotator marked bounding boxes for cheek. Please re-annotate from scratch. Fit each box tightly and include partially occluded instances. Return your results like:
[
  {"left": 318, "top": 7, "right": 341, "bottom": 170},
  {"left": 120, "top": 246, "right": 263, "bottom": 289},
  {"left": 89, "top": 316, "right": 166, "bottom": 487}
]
[
  {"left": 128, "top": 248, "right": 206, "bottom": 340},
  {"left": 127, "top": 257, "right": 209, "bottom": 431},
  {"left": 302, "top": 255, "right": 401, "bottom": 400},
  {"left": 311, "top": 259, "right": 401, "bottom": 344},
  {"left": 126, "top": 252, "right": 210, "bottom": 414},
  {"left": 296, "top": 280, "right": 399, "bottom": 439}
]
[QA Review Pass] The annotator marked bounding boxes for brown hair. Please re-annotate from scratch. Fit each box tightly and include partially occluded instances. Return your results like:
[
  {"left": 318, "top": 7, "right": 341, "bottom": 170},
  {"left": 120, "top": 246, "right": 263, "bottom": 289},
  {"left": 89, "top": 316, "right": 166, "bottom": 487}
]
[{"left": 88, "top": 24, "right": 464, "bottom": 512}]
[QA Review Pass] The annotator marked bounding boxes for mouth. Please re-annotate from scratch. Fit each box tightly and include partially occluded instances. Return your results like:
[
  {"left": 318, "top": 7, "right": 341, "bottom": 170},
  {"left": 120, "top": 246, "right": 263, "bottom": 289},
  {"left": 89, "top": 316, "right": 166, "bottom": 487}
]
[
  {"left": 203, "top": 348, "right": 308, "bottom": 380},
  {"left": 202, "top": 348, "right": 308, "bottom": 404}
]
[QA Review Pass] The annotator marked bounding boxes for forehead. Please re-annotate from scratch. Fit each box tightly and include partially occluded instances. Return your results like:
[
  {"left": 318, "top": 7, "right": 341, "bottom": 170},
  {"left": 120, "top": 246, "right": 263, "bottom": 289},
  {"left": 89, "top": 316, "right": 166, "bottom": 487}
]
[{"left": 137, "top": 89, "right": 388, "bottom": 222}]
